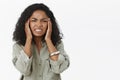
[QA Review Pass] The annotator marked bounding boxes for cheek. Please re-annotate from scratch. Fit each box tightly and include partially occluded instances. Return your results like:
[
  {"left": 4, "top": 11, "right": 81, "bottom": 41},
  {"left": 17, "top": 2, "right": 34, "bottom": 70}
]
[
  {"left": 29, "top": 23, "right": 34, "bottom": 32},
  {"left": 43, "top": 24, "right": 48, "bottom": 31}
]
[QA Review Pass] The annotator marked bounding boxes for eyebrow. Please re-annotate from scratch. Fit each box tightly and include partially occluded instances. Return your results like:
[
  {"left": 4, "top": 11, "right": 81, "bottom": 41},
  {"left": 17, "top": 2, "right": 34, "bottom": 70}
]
[{"left": 31, "top": 18, "right": 48, "bottom": 20}]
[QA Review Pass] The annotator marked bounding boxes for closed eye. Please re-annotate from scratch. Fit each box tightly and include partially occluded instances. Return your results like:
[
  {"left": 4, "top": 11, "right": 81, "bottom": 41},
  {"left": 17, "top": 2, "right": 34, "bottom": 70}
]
[
  {"left": 41, "top": 18, "right": 49, "bottom": 23},
  {"left": 31, "top": 18, "right": 37, "bottom": 22},
  {"left": 31, "top": 19, "right": 37, "bottom": 22},
  {"left": 42, "top": 20, "right": 48, "bottom": 22}
]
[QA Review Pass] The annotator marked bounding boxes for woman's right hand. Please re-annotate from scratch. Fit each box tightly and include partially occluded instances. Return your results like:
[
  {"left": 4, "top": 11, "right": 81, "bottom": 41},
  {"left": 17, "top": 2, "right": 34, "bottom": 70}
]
[
  {"left": 24, "top": 19, "right": 32, "bottom": 57},
  {"left": 25, "top": 19, "right": 32, "bottom": 40}
]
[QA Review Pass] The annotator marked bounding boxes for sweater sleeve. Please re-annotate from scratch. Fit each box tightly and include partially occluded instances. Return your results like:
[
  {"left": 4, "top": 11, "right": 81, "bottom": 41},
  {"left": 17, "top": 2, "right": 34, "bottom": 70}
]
[
  {"left": 12, "top": 43, "right": 33, "bottom": 76},
  {"left": 49, "top": 41, "right": 70, "bottom": 74}
]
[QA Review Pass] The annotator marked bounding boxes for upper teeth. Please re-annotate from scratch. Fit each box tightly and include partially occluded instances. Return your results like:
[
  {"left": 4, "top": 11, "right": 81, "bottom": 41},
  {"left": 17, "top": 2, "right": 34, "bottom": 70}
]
[{"left": 35, "top": 29, "right": 41, "bottom": 32}]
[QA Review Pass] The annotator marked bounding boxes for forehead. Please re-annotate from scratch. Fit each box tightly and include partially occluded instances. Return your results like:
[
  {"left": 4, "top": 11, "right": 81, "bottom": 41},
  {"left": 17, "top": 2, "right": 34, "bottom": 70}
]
[{"left": 30, "top": 10, "right": 48, "bottom": 18}]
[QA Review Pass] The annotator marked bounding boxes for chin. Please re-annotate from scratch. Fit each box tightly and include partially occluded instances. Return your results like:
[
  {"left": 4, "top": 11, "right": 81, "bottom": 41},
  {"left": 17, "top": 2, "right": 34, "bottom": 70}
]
[{"left": 33, "top": 33, "right": 44, "bottom": 37}]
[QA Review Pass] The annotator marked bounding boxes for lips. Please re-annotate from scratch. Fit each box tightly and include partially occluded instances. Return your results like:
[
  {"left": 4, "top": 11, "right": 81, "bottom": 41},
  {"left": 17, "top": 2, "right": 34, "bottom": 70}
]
[{"left": 34, "top": 29, "right": 42, "bottom": 32}]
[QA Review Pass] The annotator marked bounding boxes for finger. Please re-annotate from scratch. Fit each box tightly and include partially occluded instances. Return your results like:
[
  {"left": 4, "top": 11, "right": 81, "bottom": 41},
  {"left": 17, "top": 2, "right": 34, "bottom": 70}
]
[
  {"left": 47, "top": 18, "right": 50, "bottom": 21},
  {"left": 25, "top": 20, "right": 30, "bottom": 34},
  {"left": 25, "top": 19, "right": 30, "bottom": 27},
  {"left": 48, "top": 20, "right": 51, "bottom": 29},
  {"left": 47, "top": 19, "right": 52, "bottom": 33},
  {"left": 48, "top": 18, "right": 52, "bottom": 27}
]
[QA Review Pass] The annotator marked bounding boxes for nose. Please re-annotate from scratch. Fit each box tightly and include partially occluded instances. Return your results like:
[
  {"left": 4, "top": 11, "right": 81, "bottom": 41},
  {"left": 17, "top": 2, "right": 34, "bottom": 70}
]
[{"left": 36, "top": 21, "right": 42, "bottom": 27}]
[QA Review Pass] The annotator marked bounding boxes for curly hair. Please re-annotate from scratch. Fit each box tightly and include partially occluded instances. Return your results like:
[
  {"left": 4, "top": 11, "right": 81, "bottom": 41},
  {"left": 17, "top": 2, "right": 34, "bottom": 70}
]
[{"left": 13, "top": 3, "right": 63, "bottom": 46}]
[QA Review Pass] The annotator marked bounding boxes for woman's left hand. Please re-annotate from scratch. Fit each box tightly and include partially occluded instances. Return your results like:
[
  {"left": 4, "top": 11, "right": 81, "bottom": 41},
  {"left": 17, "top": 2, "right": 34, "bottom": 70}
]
[{"left": 45, "top": 18, "right": 52, "bottom": 41}]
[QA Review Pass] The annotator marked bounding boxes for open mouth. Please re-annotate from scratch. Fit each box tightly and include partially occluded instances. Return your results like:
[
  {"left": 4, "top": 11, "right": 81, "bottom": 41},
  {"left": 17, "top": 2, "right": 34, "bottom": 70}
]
[{"left": 34, "top": 29, "right": 42, "bottom": 32}]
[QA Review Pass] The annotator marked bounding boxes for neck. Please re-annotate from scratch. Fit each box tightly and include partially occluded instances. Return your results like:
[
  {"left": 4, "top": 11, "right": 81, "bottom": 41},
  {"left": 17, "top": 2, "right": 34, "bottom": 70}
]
[
  {"left": 33, "top": 37, "right": 43, "bottom": 53},
  {"left": 34, "top": 37, "right": 43, "bottom": 47}
]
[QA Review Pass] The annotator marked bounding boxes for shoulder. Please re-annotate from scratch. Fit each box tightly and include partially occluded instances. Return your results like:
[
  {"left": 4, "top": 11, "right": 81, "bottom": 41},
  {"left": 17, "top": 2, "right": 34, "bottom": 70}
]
[
  {"left": 56, "top": 40, "right": 64, "bottom": 49},
  {"left": 13, "top": 42, "right": 24, "bottom": 50}
]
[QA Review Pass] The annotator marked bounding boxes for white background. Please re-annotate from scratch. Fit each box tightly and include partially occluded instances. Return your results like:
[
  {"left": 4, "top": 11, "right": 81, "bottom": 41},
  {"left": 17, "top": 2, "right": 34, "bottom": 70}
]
[{"left": 0, "top": 0, "right": 120, "bottom": 80}]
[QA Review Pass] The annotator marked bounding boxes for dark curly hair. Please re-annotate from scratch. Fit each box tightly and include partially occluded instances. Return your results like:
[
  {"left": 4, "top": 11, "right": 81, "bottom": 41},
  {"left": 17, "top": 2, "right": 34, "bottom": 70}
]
[{"left": 13, "top": 3, "right": 63, "bottom": 46}]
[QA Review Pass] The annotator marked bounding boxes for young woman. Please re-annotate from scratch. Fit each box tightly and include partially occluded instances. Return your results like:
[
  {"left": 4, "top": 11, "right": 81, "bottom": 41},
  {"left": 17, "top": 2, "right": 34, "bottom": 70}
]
[{"left": 12, "top": 3, "right": 70, "bottom": 80}]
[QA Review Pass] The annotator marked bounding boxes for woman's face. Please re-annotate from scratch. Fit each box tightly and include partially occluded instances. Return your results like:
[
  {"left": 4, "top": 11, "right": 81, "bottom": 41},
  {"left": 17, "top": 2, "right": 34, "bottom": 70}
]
[{"left": 29, "top": 10, "right": 49, "bottom": 38}]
